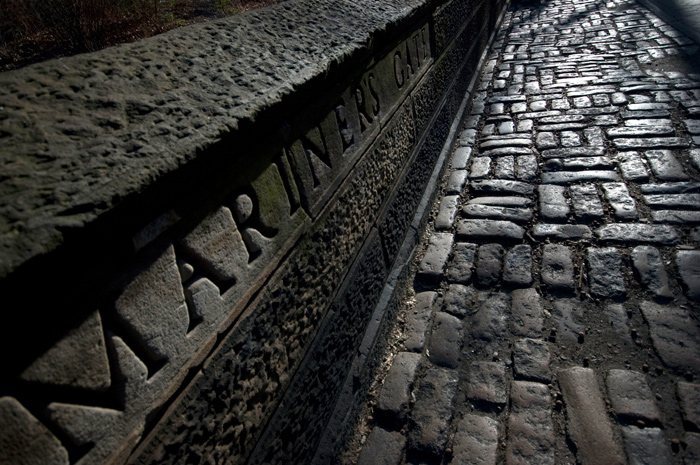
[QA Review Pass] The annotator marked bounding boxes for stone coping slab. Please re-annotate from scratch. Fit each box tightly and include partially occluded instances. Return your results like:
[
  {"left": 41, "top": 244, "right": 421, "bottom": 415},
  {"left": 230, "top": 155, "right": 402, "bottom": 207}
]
[{"left": 0, "top": 0, "right": 428, "bottom": 278}]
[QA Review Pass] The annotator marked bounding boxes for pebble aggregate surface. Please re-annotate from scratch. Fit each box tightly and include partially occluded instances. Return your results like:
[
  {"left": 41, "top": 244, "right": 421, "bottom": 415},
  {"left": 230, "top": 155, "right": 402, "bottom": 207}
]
[{"left": 349, "top": 0, "right": 700, "bottom": 463}]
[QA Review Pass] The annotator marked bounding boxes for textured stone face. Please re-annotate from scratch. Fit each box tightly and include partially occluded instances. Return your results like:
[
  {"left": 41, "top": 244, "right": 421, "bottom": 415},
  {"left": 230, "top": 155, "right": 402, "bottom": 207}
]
[
  {"left": 0, "top": 0, "right": 430, "bottom": 279},
  {"left": 0, "top": 0, "right": 506, "bottom": 463}
]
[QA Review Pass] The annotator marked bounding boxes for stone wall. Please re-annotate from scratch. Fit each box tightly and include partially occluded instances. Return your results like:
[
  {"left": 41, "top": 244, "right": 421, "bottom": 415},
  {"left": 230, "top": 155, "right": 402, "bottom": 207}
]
[{"left": 0, "top": 0, "right": 506, "bottom": 463}]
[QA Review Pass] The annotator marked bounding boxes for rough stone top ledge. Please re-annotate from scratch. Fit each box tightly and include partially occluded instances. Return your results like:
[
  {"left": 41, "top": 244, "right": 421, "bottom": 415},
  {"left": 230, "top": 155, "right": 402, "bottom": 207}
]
[{"left": 0, "top": 0, "right": 430, "bottom": 279}]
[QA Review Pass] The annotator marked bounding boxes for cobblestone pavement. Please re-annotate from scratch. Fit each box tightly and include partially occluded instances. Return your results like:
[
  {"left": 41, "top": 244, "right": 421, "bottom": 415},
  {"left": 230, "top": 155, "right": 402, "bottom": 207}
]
[{"left": 347, "top": 0, "right": 700, "bottom": 463}]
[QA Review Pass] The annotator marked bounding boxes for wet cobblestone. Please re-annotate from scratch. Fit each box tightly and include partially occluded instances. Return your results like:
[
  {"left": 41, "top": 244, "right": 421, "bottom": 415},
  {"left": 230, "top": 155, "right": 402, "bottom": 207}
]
[{"left": 352, "top": 0, "right": 700, "bottom": 462}]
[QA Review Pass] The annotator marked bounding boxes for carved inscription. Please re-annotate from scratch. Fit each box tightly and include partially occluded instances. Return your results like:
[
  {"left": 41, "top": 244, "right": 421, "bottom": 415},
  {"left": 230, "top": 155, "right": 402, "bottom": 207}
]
[
  {"left": 5, "top": 20, "right": 433, "bottom": 465},
  {"left": 6, "top": 157, "right": 309, "bottom": 465},
  {"left": 289, "top": 22, "right": 432, "bottom": 217}
]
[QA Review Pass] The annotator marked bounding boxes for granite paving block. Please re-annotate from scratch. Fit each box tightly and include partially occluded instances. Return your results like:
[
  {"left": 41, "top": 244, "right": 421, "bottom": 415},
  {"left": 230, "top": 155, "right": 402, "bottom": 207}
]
[
  {"left": 606, "top": 369, "right": 661, "bottom": 423},
  {"left": 532, "top": 223, "right": 592, "bottom": 240},
  {"left": 621, "top": 428, "right": 673, "bottom": 465},
  {"left": 469, "top": 293, "right": 509, "bottom": 343},
  {"left": 417, "top": 233, "right": 454, "bottom": 285},
  {"left": 435, "top": 195, "right": 460, "bottom": 231},
  {"left": 456, "top": 219, "right": 525, "bottom": 241},
  {"left": 541, "top": 244, "right": 575, "bottom": 291},
  {"left": 506, "top": 381, "right": 555, "bottom": 465},
  {"left": 602, "top": 182, "right": 639, "bottom": 220},
  {"left": 467, "top": 361, "right": 508, "bottom": 405},
  {"left": 538, "top": 184, "right": 569, "bottom": 222},
  {"left": 428, "top": 312, "right": 463, "bottom": 369},
  {"left": 449, "top": 415, "right": 499, "bottom": 465},
  {"left": 513, "top": 339, "right": 551, "bottom": 382},
  {"left": 510, "top": 288, "right": 544, "bottom": 338},
  {"left": 358, "top": 427, "right": 405, "bottom": 465},
  {"left": 503, "top": 244, "right": 533, "bottom": 287},
  {"left": 559, "top": 367, "right": 626, "bottom": 465},
  {"left": 570, "top": 183, "right": 604, "bottom": 220},
  {"left": 409, "top": 368, "right": 459, "bottom": 457},
  {"left": 676, "top": 250, "right": 700, "bottom": 301},
  {"left": 404, "top": 292, "right": 437, "bottom": 353},
  {"left": 377, "top": 352, "right": 422, "bottom": 425},
  {"left": 640, "top": 301, "right": 700, "bottom": 374},
  {"left": 645, "top": 150, "right": 691, "bottom": 180},
  {"left": 476, "top": 244, "right": 505, "bottom": 287},
  {"left": 447, "top": 243, "right": 477, "bottom": 285},
  {"left": 595, "top": 224, "right": 680, "bottom": 245},
  {"left": 588, "top": 247, "right": 626, "bottom": 299},
  {"left": 630, "top": 246, "right": 673, "bottom": 299}
]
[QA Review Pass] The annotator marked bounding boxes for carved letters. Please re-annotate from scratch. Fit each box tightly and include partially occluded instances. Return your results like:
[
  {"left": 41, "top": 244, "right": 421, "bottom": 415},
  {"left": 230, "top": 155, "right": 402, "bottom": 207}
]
[
  {"left": 289, "top": 22, "right": 432, "bottom": 216},
  {"left": 6, "top": 19, "right": 432, "bottom": 465}
]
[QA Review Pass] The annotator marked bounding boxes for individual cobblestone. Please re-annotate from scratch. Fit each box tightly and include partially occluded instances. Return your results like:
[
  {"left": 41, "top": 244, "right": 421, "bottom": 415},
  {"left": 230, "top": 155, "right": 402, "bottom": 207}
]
[
  {"left": 604, "top": 303, "right": 634, "bottom": 344},
  {"left": 468, "top": 196, "right": 532, "bottom": 207},
  {"left": 456, "top": 219, "right": 525, "bottom": 241},
  {"left": 543, "top": 156, "right": 614, "bottom": 172},
  {"left": 541, "top": 147, "right": 605, "bottom": 158},
  {"left": 470, "top": 180, "right": 535, "bottom": 196},
  {"left": 640, "top": 182, "right": 700, "bottom": 194},
  {"left": 510, "top": 288, "right": 544, "bottom": 338},
  {"left": 652, "top": 210, "right": 700, "bottom": 224},
  {"left": 409, "top": 368, "right": 459, "bottom": 457},
  {"left": 601, "top": 182, "right": 639, "bottom": 220},
  {"left": 435, "top": 195, "right": 460, "bottom": 231},
  {"left": 645, "top": 150, "right": 691, "bottom": 180},
  {"left": 553, "top": 299, "right": 585, "bottom": 344},
  {"left": 467, "top": 361, "right": 508, "bottom": 405},
  {"left": 446, "top": 170, "right": 468, "bottom": 195},
  {"left": 606, "top": 369, "right": 661, "bottom": 424},
  {"left": 621, "top": 428, "right": 673, "bottom": 465},
  {"left": 631, "top": 246, "right": 674, "bottom": 299},
  {"left": 531, "top": 223, "right": 592, "bottom": 240},
  {"left": 513, "top": 339, "right": 551, "bottom": 382},
  {"left": 357, "top": 427, "right": 405, "bottom": 465},
  {"left": 677, "top": 382, "right": 700, "bottom": 431},
  {"left": 428, "top": 312, "right": 464, "bottom": 369},
  {"left": 470, "top": 157, "right": 492, "bottom": 179},
  {"left": 377, "top": 353, "right": 422, "bottom": 425},
  {"left": 676, "top": 250, "right": 700, "bottom": 301},
  {"left": 447, "top": 243, "right": 477, "bottom": 285},
  {"left": 536, "top": 132, "right": 558, "bottom": 149},
  {"left": 417, "top": 233, "right": 454, "bottom": 285},
  {"left": 475, "top": 244, "right": 504, "bottom": 287},
  {"left": 404, "top": 292, "right": 437, "bottom": 353},
  {"left": 588, "top": 247, "right": 627, "bottom": 299},
  {"left": 570, "top": 184, "right": 605, "bottom": 220},
  {"left": 640, "top": 301, "right": 700, "bottom": 374},
  {"left": 506, "top": 381, "right": 555, "bottom": 465},
  {"left": 503, "top": 244, "right": 533, "bottom": 287},
  {"left": 449, "top": 415, "right": 499, "bottom": 465},
  {"left": 462, "top": 204, "right": 533, "bottom": 223},
  {"left": 644, "top": 193, "right": 700, "bottom": 209},
  {"left": 559, "top": 367, "right": 626, "bottom": 465},
  {"left": 469, "top": 293, "right": 508, "bottom": 343},
  {"left": 494, "top": 156, "right": 515, "bottom": 179},
  {"left": 614, "top": 137, "right": 690, "bottom": 150},
  {"left": 541, "top": 244, "right": 575, "bottom": 291},
  {"left": 516, "top": 155, "right": 538, "bottom": 181},
  {"left": 595, "top": 224, "right": 681, "bottom": 244},
  {"left": 616, "top": 152, "right": 650, "bottom": 182},
  {"left": 442, "top": 284, "right": 474, "bottom": 319},
  {"left": 452, "top": 147, "right": 473, "bottom": 170},
  {"left": 541, "top": 170, "right": 620, "bottom": 184},
  {"left": 538, "top": 185, "right": 569, "bottom": 222}
]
